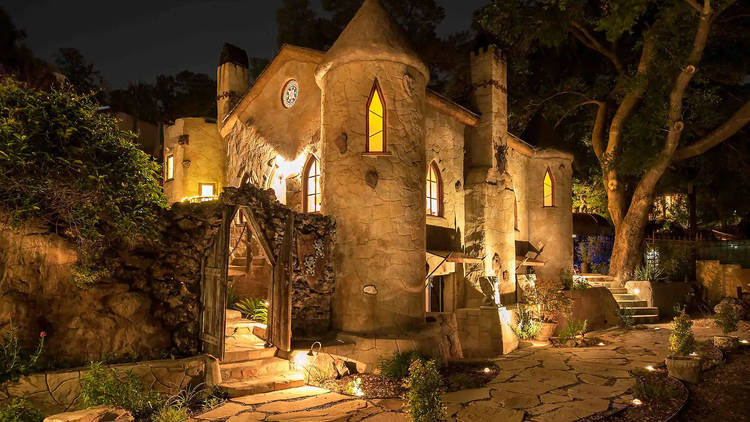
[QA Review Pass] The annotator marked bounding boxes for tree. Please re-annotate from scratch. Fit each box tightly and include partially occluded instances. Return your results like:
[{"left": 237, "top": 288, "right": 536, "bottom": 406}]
[
  {"left": 476, "top": 0, "right": 750, "bottom": 281},
  {"left": 0, "top": 8, "right": 56, "bottom": 89},
  {"left": 53, "top": 48, "right": 104, "bottom": 98}
]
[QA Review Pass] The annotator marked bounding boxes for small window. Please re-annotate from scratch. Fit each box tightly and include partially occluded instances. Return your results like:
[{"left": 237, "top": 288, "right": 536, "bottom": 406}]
[
  {"left": 366, "top": 80, "right": 386, "bottom": 153},
  {"left": 426, "top": 161, "right": 443, "bottom": 217},
  {"left": 543, "top": 169, "right": 554, "bottom": 207},
  {"left": 166, "top": 155, "right": 174, "bottom": 181},
  {"left": 303, "top": 156, "right": 321, "bottom": 213},
  {"left": 199, "top": 183, "right": 215, "bottom": 201}
]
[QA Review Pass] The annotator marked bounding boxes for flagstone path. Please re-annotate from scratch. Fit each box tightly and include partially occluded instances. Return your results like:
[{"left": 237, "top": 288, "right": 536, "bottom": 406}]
[{"left": 193, "top": 322, "right": 748, "bottom": 422}]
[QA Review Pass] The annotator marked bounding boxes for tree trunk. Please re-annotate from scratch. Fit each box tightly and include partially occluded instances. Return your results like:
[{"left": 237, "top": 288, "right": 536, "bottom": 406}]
[{"left": 608, "top": 204, "right": 651, "bottom": 283}]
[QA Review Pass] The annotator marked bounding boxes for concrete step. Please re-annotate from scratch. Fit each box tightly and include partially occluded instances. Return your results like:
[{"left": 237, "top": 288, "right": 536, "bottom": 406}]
[
  {"left": 608, "top": 288, "right": 628, "bottom": 294},
  {"left": 223, "top": 346, "right": 276, "bottom": 363},
  {"left": 220, "top": 357, "right": 291, "bottom": 381},
  {"left": 613, "top": 293, "right": 638, "bottom": 301},
  {"left": 580, "top": 274, "right": 615, "bottom": 281},
  {"left": 616, "top": 299, "right": 648, "bottom": 308},
  {"left": 231, "top": 257, "right": 248, "bottom": 267},
  {"left": 226, "top": 309, "right": 243, "bottom": 320},
  {"left": 624, "top": 306, "right": 660, "bottom": 316},
  {"left": 631, "top": 314, "right": 660, "bottom": 324},
  {"left": 590, "top": 282, "right": 620, "bottom": 289},
  {"left": 219, "top": 372, "right": 305, "bottom": 397},
  {"left": 228, "top": 265, "right": 247, "bottom": 277}
]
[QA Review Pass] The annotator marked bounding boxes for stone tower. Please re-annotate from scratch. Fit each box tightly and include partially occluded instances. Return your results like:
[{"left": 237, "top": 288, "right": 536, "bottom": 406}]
[
  {"left": 315, "top": 0, "right": 430, "bottom": 335},
  {"left": 217, "top": 43, "right": 249, "bottom": 123},
  {"left": 465, "top": 43, "right": 517, "bottom": 304}
]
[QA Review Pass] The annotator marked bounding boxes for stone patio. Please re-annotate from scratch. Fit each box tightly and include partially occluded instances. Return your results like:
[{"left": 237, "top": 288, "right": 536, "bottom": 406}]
[{"left": 193, "top": 321, "right": 750, "bottom": 422}]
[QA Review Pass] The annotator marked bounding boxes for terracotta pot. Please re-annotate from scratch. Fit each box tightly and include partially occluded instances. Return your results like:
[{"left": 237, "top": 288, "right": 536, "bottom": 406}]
[
  {"left": 713, "top": 335, "right": 739, "bottom": 352},
  {"left": 535, "top": 322, "right": 558, "bottom": 342},
  {"left": 665, "top": 356, "right": 701, "bottom": 384}
]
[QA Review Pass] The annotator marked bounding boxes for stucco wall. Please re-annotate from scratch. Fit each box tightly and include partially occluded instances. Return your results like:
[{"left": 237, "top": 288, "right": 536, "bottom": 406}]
[
  {"left": 696, "top": 259, "right": 750, "bottom": 304},
  {"left": 164, "top": 118, "right": 224, "bottom": 203},
  {"left": 319, "top": 60, "right": 427, "bottom": 335}
]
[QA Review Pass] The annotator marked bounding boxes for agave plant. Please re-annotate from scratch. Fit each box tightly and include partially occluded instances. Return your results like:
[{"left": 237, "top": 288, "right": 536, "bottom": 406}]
[{"left": 232, "top": 298, "right": 268, "bottom": 324}]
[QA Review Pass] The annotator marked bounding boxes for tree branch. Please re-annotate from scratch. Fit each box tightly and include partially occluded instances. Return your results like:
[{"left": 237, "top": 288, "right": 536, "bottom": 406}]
[
  {"left": 570, "top": 21, "right": 624, "bottom": 73},
  {"left": 673, "top": 99, "right": 750, "bottom": 160},
  {"left": 684, "top": 0, "right": 703, "bottom": 13}
]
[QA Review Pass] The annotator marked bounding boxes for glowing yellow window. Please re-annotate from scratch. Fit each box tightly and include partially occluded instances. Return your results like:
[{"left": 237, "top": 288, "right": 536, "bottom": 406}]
[
  {"left": 543, "top": 169, "right": 554, "bottom": 207},
  {"left": 426, "top": 162, "right": 442, "bottom": 216},
  {"left": 366, "top": 80, "right": 386, "bottom": 153},
  {"left": 199, "top": 183, "right": 215, "bottom": 201},
  {"left": 166, "top": 155, "right": 174, "bottom": 180},
  {"left": 303, "top": 156, "right": 321, "bottom": 213}
]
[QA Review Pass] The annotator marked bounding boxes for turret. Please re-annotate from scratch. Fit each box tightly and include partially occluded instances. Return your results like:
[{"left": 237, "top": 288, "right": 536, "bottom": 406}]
[
  {"left": 217, "top": 43, "right": 249, "bottom": 123},
  {"left": 468, "top": 42, "right": 508, "bottom": 170}
]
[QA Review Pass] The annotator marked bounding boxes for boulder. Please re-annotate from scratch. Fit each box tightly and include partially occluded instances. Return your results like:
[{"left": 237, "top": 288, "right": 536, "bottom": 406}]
[{"left": 44, "top": 406, "right": 134, "bottom": 422}]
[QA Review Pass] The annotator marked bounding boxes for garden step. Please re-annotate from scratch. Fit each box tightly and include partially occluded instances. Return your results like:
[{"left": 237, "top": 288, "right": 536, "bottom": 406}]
[
  {"left": 623, "top": 306, "right": 660, "bottom": 316},
  {"left": 613, "top": 294, "right": 639, "bottom": 301},
  {"left": 609, "top": 288, "right": 628, "bottom": 294},
  {"left": 219, "top": 373, "right": 305, "bottom": 397},
  {"left": 228, "top": 265, "right": 247, "bottom": 277},
  {"left": 616, "top": 299, "right": 648, "bottom": 308},
  {"left": 231, "top": 257, "right": 249, "bottom": 267},
  {"left": 220, "top": 357, "right": 292, "bottom": 381},
  {"left": 226, "top": 309, "right": 243, "bottom": 321},
  {"left": 223, "top": 346, "right": 277, "bottom": 363},
  {"left": 630, "top": 314, "right": 660, "bottom": 324}
]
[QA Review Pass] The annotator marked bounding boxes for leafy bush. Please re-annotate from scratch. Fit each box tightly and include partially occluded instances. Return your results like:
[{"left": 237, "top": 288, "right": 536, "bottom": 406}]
[
  {"left": 616, "top": 307, "right": 636, "bottom": 329},
  {"left": 152, "top": 405, "right": 187, "bottom": 422},
  {"left": 513, "top": 306, "right": 542, "bottom": 339},
  {"left": 669, "top": 309, "right": 695, "bottom": 356},
  {"left": 634, "top": 253, "right": 665, "bottom": 282},
  {"left": 165, "top": 383, "right": 206, "bottom": 411},
  {"left": 0, "top": 77, "right": 165, "bottom": 277},
  {"left": 304, "top": 363, "right": 336, "bottom": 386},
  {"left": 632, "top": 377, "right": 680, "bottom": 400},
  {"left": 558, "top": 319, "right": 588, "bottom": 344},
  {"left": 447, "top": 372, "right": 484, "bottom": 390},
  {"left": 0, "top": 399, "right": 43, "bottom": 422},
  {"left": 714, "top": 301, "right": 740, "bottom": 334},
  {"left": 0, "top": 326, "right": 45, "bottom": 383},
  {"left": 405, "top": 359, "right": 446, "bottom": 422},
  {"left": 232, "top": 298, "right": 268, "bottom": 323},
  {"left": 377, "top": 351, "right": 426, "bottom": 381},
  {"left": 525, "top": 282, "right": 572, "bottom": 323},
  {"left": 80, "top": 362, "right": 163, "bottom": 420}
]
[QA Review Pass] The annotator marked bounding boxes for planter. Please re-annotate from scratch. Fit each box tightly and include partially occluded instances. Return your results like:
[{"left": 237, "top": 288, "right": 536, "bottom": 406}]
[
  {"left": 665, "top": 355, "right": 702, "bottom": 384},
  {"left": 535, "top": 322, "right": 558, "bottom": 342},
  {"left": 712, "top": 335, "right": 739, "bottom": 352}
]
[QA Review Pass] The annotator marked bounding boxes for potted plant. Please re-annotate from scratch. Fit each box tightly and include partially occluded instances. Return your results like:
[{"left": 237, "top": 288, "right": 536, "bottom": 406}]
[
  {"left": 526, "top": 282, "right": 572, "bottom": 342},
  {"left": 665, "top": 309, "right": 701, "bottom": 383},
  {"left": 713, "top": 299, "right": 740, "bottom": 351}
]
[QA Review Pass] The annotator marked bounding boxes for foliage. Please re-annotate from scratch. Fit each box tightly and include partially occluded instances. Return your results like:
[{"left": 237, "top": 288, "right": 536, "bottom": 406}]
[
  {"left": 0, "top": 326, "right": 45, "bottom": 383},
  {"left": 152, "top": 405, "right": 187, "bottom": 422},
  {"left": 513, "top": 305, "right": 542, "bottom": 339},
  {"left": 525, "top": 282, "right": 572, "bottom": 323},
  {"left": 202, "top": 386, "right": 228, "bottom": 411},
  {"left": 53, "top": 48, "right": 103, "bottom": 98},
  {"left": 304, "top": 363, "right": 336, "bottom": 386},
  {"left": 165, "top": 383, "right": 206, "bottom": 411},
  {"left": 232, "top": 298, "right": 268, "bottom": 323},
  {"left": 714, "top": 300, "right": 740, "bottom": 334},
  {"left": 79, "top": 362, "right": 163, "bottom": 421},
  {"left": 647, "top": 241, "right": 693, "bottom": 282},
  {"left": 634, "top": 255, "right": 665, "bottom": 282},
  {"left": 344, "top": 377, "right": 363, "bottom": 396},
  {"left": 632, "top": 375, "right": 680, "bottom": 401},
  {"left": 558, "top": 319, "right": 588, "bottom": 344},
  {"left": 669, "top": 309, "right": 695, "bottom": 356},
  {"left": 573, "top": 176, "right": 609, "bottom": 219},
  {"left": 575, "top": 236, "right": 613, "bottom": 274},
  {"left": 405, "top": 359, "right": 446, "bottom": 422},
  {"left": 226, "top": 286, "right": 238, "bottom": 308},
  {"left": 0, "top": 398, "right": 43, "bottom": 422},
  {"left": 616, "top": 307, "right": 636, "bottom": 329},
  {"left": 377, "top": 351, "right": 427, "bottom": 381},
  {"left": 0, "top": 77, "right": 166, "bottom": 274},
  {"left": 447, "top": 372, "right": 484, "bottom": 391}
]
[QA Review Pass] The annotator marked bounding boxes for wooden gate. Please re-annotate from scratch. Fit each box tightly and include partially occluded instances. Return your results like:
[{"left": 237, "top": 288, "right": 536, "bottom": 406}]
[
  {"left": 268, "top": 214, "right": 294, "bottom": 352},
  {"left": 199, "top": 206, "right": 232, "bottom": 360}
]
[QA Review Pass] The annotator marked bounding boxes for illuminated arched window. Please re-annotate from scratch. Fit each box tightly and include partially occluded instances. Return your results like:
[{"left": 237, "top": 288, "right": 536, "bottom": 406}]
[
  {"left": 303, "top": 156, "right": 321, "bottom": 213},
  {"left": 426, "top": 161, "right": 443, "bottom": 217},
  {"left": 543, "top": 169, "right": 554, "bottom": 207},
  {"left": 366, "top": 80, "right": 386, "bottom": 153}
]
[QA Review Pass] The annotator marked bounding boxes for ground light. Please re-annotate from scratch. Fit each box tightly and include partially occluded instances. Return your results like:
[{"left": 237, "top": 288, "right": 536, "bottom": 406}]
[
  {"left": 483, "top": 367, "right": 491, "bottom": 373},
  {"left": 632, "top": 398, "right": 643, "bottom": 406},
  {"left": 646, "top": 365, "right": 655, "bottom": 371},
  {"left": 741, "top": 339, "right": 748, "bottom": 344},
  {"left": 597, "top": 342, "right": 605, "bottom": 346}
]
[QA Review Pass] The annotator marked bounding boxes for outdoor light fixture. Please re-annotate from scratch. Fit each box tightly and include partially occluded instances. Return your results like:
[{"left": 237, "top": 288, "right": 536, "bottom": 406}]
[
  {"left": 654, "top": 327, "right": 660, "bottom": 330},
  {"left": 632, "top": 398, "right": 643, "bottom": 406},
  {"left": 646, "top": 365, "right": 655, "bottom": 371},
  {"left": 633, "top": 288, "right": 640, "bottom": 295},
  {"left": 483, "top": 367, "right": 491, "bottom": 374},
  {"left": 689, "top": 352, "right": 698, "bottom": 356},
  {"left": 598, "top": 342, "right": 605, "bottom": 346},
  {"left": 741, "top": 339, "right": 749, "bottom": 344}
]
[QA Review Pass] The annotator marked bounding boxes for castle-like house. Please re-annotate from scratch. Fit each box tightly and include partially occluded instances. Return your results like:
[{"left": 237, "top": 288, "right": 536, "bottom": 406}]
[{"left": 164, "top": 0, "right": 573, "bottom": 359}]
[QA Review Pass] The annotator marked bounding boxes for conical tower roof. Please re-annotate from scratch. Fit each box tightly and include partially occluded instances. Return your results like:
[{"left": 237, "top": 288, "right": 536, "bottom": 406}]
[{"left": 315, "top": 0, "right": 429, "bottom": 83}]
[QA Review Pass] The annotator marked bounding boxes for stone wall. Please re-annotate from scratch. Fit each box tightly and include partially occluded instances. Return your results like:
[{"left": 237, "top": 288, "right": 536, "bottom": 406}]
[
  {"left": 697, "top": 259, "right": 750, "bottom": 304},
  {"left": 557, "top": 287, "right": 620, "bottom": 332},
  {"left": 0, "top": 356, "right": 208, "bottom": 416}
]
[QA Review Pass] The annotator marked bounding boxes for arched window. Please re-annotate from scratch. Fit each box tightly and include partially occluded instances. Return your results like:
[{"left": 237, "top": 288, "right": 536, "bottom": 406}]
[
  {"left": 426, "top": 161, "right": 443, "bottom": 217},
  {"left": 366, "top": 80, "right": 386, "bottom": 153},
  {"left": 303, "top": 155, "right": 321, "bottom": 213},
  {"left": 543, "top": 168, "right": 554, "bottom": 207}
]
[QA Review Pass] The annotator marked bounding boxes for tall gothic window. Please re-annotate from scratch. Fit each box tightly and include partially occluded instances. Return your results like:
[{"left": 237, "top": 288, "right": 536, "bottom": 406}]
[
  {"left": 543, "top": 169, "right": 554, "bottom": 207},
  {"left": 426, "top": 161, "right": 443, "bottom": 217},
  {"left": 303, "top": 155, "right": 321, "bottom": 213},
  {"left": 366, "top": 80, "right": 386, "bottom": 153},
  {"left": 165, "top": 155, "right": 174, "bottom": 181}
]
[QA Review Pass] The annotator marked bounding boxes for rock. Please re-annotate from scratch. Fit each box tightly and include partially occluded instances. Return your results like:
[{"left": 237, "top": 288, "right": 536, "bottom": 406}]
[
  {"left": 44, "top": 406, "right": 134, "bottom": 422},
  {"left": 365, "top": 170, "right": 378, "bottom": 188},
  {"left": 665, "top": 356, "right": 701, "bottom": 384},
  {"left": 105, "top": 292, "right": 149, "bottom": 318},
  {"left": 713, "top": 335, "right": 739, "bottom": 352}
]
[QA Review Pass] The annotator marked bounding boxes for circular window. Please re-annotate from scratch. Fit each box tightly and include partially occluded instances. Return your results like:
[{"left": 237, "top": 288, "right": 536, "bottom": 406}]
[{"left": 281, "top": 79, "right": 299, "bottom": 108}]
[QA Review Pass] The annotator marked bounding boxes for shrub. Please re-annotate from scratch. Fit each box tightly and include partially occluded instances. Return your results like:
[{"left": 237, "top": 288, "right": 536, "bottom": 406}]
[
  {"left": 714, "top": 300, "right": 740, "bottom": 334},
  {"left": 669, "top": 309, "right": 695, "bottom": 356},
  {"left": 0, "top": 326, "right": 45, "bottom": 383},
  {"left": 558, "top": 319, "right": 588, "bottom": 344},
  {"left": 232, "top": 298, "right": 268, "bottom": 323},
  {"left": 377, "top": 351, "right": 426, "bottom": 381},
  {"left": 634, "top": 253, "right": 665, "bottom": 282},
  {"left": 560, "top": 269, "right": 574, "bottom": 290},
  {"left": 525, "top": 282, "right": 572, "bottom": 323},
  {"left": 632, "top": 377, "right": 680, "bottom": 400},
  {"left": 616, "top": 307, "right": 636, "bottom": 329},
  {"left": 152, "top": 405, "right": 188, "bottom": 422},
  {"left": 513, "top": 306, "right": 542, "bottom": 339},
  {"left": 405, "top": 359, "right": 446, "bottom": 422},
  {"left": 80, "top": 362, "right": 163, "bottom": 420},
  {"left": 304, "top": 363, "right": 335, "bottom": 386},
  {"left": 166, "top": 383, "right": 206, "bottom": 411},
  {"left": 0, "top": 398, "right": 43, "bottom": 422}
]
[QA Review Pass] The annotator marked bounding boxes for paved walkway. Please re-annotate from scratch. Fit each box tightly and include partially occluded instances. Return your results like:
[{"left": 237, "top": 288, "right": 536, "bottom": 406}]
[{"left": 194, "top": 322, "right": 748, "bottom": 422}]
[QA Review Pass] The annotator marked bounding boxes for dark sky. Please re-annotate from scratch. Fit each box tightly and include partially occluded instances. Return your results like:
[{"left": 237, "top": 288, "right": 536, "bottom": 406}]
[{"left": 5, "top": 0, "right": 487, "bottom": 89}]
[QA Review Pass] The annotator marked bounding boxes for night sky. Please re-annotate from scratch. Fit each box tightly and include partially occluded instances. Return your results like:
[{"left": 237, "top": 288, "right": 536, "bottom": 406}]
[{"left": 4, "top": 0, "right": 487, "bottom": 89}]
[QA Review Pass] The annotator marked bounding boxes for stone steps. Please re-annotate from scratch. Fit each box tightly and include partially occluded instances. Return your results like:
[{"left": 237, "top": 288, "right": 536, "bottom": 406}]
[
  {"left": 223, "top": 345, "right": 276, "bottom": 363},
  {"left": 218, "top": 372, "right": 305, "bottom": 397},
  {"left": 220, "top": 357, "right": 292, "bottom": 380},
  {"left": 580, "top": 273, "right": 661, "bottom": 323},
  {"left": 615, "top": 299, "right": 649, "bottom": 308},
  {"left": 631, "top": 314, "right": 660, "bottom": 323}
]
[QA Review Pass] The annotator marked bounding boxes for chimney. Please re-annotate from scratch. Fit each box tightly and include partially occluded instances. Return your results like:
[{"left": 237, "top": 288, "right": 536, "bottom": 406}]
[
  {"left": 217, "top": 43, "right": 249, "bottom": 123},
  {"left": 468, "top": 43, "right": 508, "bottom": 170}
]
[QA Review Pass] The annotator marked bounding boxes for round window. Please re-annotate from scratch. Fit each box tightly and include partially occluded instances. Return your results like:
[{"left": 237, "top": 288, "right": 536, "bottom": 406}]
[{"left": 281, "top": 79, "right": 299, "bottom": 108}]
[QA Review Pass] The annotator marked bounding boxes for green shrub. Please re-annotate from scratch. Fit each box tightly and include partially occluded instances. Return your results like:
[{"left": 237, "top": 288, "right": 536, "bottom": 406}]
[
  {"left": 304, "top": 363, "right": 335, "bottom": 386},
  {"left": 559, "top": 319, "right": 588, "bottom": 344},
  {"left": 166, "top": 383, "right": 206, "bottom": 410},
  {"left": 377, "top": 351, "right": 426, "bottom": 381},
  {"left": 669, "top": 309, "right": 695, "bottom": 356},
  {"left": 634, "top": 256, "right": 665, "bottom": 282},
  {"left": 714, "top": 301, "right": 740, "bottom": 334},
  {"left": 447, "top": 372, "right": 483, "bottom": 390},
  {"left": 0, "top": 399, "right": 43, "bottom": 422},
  {"left": 616, "top": 307, "right": 636, "bottom": 329},
  {"left": 225, "top": 286, "right": 238, "bottom": 308},
  {"left": 0, "top": 326, "right": 45, "bottom": 383},
  {"left": 80, "top": 362, "right": 163, "bottom": 420},
  {"left": 513, "top": 306, "right": 542, "bottom": 339},
  {"left": 560, "top": 269, "right": 574, "bottom": 290},
  {"left": 632, "top": 377, "right": 680, "bottom": 400},
  {"left": 232, "top": 298, "right": 268, "bottom": 323},
  {"left": 405, "top": 359, "right": 446, "bottom": 422},
  {"left": 152, "top": 405, "right": 188, "bottom": 422}
]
